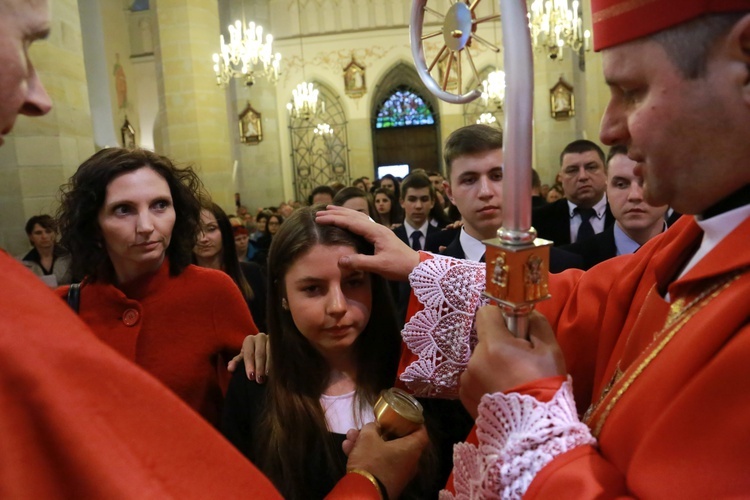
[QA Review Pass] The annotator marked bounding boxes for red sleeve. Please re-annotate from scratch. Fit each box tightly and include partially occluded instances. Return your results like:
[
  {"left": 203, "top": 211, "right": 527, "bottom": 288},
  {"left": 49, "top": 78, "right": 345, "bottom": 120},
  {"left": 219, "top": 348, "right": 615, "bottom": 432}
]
[
  {"left": 54, "top": 284, "right": 70, "bottom": 300},
  {"left": 213, "top": 274, "right": 258, "bottom": 392},
  {"left": 396, "top": 252, "right": 434, "bottom": 390},
  {"left": 326, "top": 473, "right": 382, "bottom": 500},
  {"left": 1, "top": 255, "right": 283, "bottom": 498}
]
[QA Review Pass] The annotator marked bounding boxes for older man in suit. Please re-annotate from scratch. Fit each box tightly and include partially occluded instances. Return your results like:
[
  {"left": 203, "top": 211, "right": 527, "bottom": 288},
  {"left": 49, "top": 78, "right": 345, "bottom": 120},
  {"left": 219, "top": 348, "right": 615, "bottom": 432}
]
[
  {"left": 532, "top": 139, "right": 615, "bottom": 245},
  {"left": 563, "top": 145, "right": 668, "bottom": 269}
]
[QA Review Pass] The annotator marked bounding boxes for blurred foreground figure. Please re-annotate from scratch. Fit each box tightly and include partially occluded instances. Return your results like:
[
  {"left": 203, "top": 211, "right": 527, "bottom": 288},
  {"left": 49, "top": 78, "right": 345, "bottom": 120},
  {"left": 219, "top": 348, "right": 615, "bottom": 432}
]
[{"left": 0, "top": 1, "right": 424, "bottom": 497}]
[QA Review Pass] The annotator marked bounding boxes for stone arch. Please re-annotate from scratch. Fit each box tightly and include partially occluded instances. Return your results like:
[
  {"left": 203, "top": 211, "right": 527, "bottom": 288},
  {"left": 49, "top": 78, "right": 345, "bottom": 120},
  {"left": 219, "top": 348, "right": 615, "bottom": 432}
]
[{"left": 370, "top": 62, "right": 442, "bottom": 178}]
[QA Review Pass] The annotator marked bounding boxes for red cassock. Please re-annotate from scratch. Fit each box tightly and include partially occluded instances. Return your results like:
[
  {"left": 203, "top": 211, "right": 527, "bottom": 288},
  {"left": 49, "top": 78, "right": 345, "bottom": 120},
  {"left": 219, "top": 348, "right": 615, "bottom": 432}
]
[
  {"left": 56, "top": 262, "right": 256, "bottom": 426},
  {"left": 1, "top": 252, "right": 379, "bottom": 498},
  {"left": 400, "top": 214, "right": 750, "bottom": 497}
]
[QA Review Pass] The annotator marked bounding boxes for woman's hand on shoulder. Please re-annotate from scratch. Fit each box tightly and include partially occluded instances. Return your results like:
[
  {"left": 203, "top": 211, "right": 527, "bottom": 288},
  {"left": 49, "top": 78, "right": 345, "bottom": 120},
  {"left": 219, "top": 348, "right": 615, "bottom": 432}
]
[{"left": 227, "top": 332, "right": 269, "bottom": 383}]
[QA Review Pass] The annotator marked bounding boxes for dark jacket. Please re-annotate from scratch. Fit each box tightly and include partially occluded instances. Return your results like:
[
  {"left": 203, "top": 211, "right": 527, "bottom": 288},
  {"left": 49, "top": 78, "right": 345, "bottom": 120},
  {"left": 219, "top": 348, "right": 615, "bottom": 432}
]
[
  {"left": 532, "top": 198, "right": 615, "bottom": 246},
  {"left": 561, "top": 224, "right": 617, "bottom": 270},
  {"left": 434, "top": 229, "right": 584, "bottom": 272},
  {"left": 394, "top": 222, "right": 442, "bottom": 249}
]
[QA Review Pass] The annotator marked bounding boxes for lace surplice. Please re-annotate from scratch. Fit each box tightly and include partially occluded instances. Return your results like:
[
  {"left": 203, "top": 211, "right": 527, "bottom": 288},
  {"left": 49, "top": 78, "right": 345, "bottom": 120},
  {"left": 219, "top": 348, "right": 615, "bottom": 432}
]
[{"left": 401, "top": 254, "right": 595, "bottom": 499}]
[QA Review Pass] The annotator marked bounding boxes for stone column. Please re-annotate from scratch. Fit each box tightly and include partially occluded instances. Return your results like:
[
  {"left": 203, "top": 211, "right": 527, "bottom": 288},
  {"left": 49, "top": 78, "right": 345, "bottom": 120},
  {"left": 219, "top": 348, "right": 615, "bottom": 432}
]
[
  {"left": 0, "top": 0, "right": 95, "bottom": 255},
  {"left": 153, "top": 0, "right": 234, "bottom": 209}
]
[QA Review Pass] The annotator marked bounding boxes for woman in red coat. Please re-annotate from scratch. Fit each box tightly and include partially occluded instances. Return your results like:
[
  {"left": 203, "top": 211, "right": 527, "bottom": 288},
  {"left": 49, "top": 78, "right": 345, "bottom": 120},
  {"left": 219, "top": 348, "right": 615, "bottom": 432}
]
[{"left": 55, "top": 148, "right": 256, "bottom": 426}]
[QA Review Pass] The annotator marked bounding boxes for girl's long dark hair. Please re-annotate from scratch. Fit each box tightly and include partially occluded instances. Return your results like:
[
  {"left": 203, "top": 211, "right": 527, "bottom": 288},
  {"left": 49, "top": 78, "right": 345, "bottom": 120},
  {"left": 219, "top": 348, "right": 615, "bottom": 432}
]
[
  {"left": 373, "top": 187, "right": 403, "bottom": 226},
  {"left": 257, "top": 206, "right": 401, "bottom": 499},
  {"left": 194, "top": 202, "right": 253, "bottom": 301},
  {"left": 332, "top": 186, "right": 376, "bottom": 218}
]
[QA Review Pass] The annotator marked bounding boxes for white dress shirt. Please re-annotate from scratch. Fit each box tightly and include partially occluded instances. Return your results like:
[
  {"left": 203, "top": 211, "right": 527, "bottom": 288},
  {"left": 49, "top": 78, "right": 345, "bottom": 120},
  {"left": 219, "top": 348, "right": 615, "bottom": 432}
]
[
  {"left": 459, "top": 228, "right": 487, "bottom": 262},
  {"left": 404, "top": 220, "right": 430, "bottom": 250},
  {"left": 568, "top": 195, "right": 608, "bottom": 243}
]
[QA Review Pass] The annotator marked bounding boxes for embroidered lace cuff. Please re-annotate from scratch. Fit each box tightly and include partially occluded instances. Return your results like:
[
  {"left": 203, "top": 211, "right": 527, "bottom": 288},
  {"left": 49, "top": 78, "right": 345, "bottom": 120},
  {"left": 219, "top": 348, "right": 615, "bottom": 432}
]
[
  {"left": 440, "top": 378, "right": 596, "bottom": 499},
  {"left": 400, "top": 254, "right": 488, "bottom": 397}
]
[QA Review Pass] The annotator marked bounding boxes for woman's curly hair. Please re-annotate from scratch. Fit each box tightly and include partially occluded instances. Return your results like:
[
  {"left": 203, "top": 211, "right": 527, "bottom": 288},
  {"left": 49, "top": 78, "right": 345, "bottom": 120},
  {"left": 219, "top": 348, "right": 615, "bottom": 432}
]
[{"left": 57, "top": 148, "right": 206, "bottom": 281}]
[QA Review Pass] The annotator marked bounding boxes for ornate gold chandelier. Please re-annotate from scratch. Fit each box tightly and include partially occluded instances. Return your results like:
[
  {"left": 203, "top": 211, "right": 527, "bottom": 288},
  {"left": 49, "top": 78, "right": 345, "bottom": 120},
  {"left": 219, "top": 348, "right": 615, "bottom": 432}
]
[
  {"left": 287, "top": 82, "right": 325, "bottom": 120},
  {"left": 212, "top": 20, "right": 281, "bottom": 87},
  {"left": 481, "top": 70, "right": 506, "bottom": 109},
  {"left": 528, "top": 0, "right": 590, "bottom": 60}
]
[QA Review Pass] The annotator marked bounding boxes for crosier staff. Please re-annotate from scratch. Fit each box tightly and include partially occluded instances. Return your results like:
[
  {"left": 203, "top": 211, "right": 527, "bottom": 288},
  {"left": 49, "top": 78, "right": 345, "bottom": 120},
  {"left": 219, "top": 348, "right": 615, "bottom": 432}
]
[{"left": 410, "top": 0, "right": 551, "bottom": 338}]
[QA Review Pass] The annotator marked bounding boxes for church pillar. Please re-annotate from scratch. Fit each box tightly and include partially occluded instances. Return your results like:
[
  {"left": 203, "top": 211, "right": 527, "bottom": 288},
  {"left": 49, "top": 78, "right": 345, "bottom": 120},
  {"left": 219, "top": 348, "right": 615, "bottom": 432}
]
[
  {"left": 153, "top": 0, "right": 234, "bottom": 209},
  {"left": 0, "top": 0, "right": 95, "bottom": 255}
]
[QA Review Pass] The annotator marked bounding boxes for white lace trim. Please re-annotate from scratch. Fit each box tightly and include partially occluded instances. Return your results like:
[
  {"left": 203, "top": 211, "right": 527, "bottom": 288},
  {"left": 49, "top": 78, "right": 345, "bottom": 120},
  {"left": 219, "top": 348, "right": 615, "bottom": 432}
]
[
  {"left": 440, "top": 378, "right": 596, "bottom": 500},
  {"left": 400, "top": 254, "right": 488, "bottom": 397}
]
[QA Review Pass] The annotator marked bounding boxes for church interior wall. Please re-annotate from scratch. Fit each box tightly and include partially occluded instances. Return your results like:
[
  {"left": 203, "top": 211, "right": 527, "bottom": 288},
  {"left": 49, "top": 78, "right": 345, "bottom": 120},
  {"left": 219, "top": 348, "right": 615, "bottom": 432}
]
[{"left": 1, "top": 0, "right": 611, "bottom": 255}]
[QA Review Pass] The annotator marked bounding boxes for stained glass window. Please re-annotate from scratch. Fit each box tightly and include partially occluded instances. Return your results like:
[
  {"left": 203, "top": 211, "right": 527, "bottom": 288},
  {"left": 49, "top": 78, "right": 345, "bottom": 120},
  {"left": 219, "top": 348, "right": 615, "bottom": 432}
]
[
  {"left": 130, "top": 0, "right": 150, "bottom": 11},
  {"left": 376, "top": 88, "right": 435, "bottom": 128}
]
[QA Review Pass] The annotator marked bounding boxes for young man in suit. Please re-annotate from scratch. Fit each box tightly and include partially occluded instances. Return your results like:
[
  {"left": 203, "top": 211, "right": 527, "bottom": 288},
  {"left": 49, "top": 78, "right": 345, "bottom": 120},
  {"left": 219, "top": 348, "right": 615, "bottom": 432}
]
[
  {"left": 425, "top": 125, "right": 504, "bottom": 260},
  {"left": 394, "top": 172, "right": 441, "bottom": 250},
  {"left": 532, "top": 139, "right": 615, "bottom": 245},
  {"left": 563, "top": 145, "right": 668, "bottom": 269},
  {"left": 425, "top": 125, "right": 583, "bottom": 271}
]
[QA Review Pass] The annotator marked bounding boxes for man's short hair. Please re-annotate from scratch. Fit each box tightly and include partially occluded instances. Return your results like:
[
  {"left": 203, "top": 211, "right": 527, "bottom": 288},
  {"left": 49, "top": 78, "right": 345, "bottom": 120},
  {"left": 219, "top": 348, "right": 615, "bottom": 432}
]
[
  {"left": 559, "top": 139, "right": 606, "bottom": 167},
  {"left": 443, "top": 124, "right": 503, "bottom": 180},
  {"left": 399, "top": 172, "right": 435, "bottom": 201},
  {"left": 606, "top": 144, "right": 629, "bottom": 166},
  {"left": 308, "top": 185, "right": 335, "bottom": 205},
  {"left": 651, "top": 12, "right": 745, "bottom": 79}
]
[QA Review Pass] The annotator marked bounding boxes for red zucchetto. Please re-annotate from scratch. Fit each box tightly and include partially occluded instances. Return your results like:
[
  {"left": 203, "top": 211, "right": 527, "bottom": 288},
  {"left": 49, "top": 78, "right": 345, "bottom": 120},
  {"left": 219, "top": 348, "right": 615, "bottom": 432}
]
[{"left": 591, "top": 0, "right": 749, "bottom": 50}]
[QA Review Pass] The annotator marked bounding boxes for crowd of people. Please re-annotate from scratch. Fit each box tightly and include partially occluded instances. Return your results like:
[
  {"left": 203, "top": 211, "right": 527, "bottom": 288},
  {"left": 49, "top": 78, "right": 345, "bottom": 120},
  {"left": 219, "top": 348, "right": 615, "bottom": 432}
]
[{"left": 2, "top": 0, "right": 749, "bottom": 498}]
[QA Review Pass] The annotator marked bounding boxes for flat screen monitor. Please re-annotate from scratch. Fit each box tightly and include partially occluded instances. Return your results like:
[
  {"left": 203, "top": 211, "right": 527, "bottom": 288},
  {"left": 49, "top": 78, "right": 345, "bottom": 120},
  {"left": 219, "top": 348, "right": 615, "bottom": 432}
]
[{"left": 377, "top": 164, "right": 409, "bottom": 180}]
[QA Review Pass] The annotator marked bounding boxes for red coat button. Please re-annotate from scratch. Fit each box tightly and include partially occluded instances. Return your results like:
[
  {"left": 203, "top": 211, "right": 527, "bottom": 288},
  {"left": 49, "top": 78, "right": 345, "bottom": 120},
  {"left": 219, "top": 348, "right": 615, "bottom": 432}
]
[{"left": 122, "top": 308, "right": 140, "bottom": 326}]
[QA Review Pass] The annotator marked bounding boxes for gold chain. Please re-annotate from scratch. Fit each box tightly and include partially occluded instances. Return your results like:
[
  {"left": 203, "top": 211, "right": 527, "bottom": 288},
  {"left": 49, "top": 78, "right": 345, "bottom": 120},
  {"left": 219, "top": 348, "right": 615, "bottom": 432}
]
[{"left": 584, "top": 268, "right": 747, "bottom": 437}]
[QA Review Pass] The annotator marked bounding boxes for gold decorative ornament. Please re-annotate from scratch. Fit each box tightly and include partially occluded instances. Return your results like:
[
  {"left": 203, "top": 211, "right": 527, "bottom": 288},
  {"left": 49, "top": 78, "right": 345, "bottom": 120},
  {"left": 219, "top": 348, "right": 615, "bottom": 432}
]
[{"left": 343, "top": 57, "right": 366, "bottom": 98}]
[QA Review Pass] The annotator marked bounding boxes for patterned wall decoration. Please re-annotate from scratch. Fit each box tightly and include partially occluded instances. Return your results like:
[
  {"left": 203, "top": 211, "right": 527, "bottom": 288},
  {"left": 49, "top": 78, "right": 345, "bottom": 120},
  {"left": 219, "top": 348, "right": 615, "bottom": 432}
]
[
  {"left": 289, "top": 82, "right": 350, "bottom": 202},
  {"left": 271, "top": 0, "right": 498, "bottom": 38}
]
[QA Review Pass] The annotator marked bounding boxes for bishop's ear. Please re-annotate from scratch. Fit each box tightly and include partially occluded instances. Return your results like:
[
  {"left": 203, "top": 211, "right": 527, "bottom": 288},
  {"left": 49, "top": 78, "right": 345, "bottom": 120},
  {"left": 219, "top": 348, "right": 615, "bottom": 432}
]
[{"left": 731, "top": 14, "right": 750, "bottom": 100}]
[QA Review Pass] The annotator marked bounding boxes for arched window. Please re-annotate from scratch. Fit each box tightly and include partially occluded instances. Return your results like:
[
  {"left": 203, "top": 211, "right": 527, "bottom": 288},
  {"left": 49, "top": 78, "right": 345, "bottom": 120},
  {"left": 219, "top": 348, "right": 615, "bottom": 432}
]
[
  {"left": 370, "top": 64, "right": 441, "bottom": 177},
  {"left": 375, "top": 88, "right": 435, "bottom": 128}
]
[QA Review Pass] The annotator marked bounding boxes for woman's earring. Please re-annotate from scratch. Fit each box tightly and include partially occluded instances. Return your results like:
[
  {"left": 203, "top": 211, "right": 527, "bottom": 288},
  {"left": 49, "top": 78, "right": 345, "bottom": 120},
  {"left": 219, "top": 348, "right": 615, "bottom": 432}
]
[{"left": 281, "top": 298, "right": 289, "bottom": 310}]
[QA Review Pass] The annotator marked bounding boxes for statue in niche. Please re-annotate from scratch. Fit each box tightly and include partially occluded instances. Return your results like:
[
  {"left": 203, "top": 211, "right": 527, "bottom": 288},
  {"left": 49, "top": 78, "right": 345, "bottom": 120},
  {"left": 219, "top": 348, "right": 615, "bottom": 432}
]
[
  {"left": 343, "top": 58, "right": 366, "bottom": 98},
  {"left": 239, "top": 102, "right": 262, "bottom": 145},
  {"left": 550, "top": 76, "right": 575, "bottom": 120},
  {"left": 113, "top": 53, "right": 128, "bottom": 110},
  {"left": 139, "top": 18, "right": 153, "bottom": 54}
]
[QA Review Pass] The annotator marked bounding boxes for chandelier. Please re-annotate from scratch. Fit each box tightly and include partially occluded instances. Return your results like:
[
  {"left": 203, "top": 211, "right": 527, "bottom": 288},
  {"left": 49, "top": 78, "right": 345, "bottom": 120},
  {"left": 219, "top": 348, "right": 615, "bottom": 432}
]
[
  {"left": 528, "top": 0, "right": 591, "bottom": 60},
  {"left": 286, "top": 0, "right": 325, "bottom": 121},
  {"left": 481, "top": 70, "right": 506, "bottom": 109},
  {"left": 286, "top": 82, "right": 325, "bottom": 120},
  {"left": 212, "top": 20, "right": 281, "bottom": 87},
  {"left": 476, "top": 113, "right": 498, "bottom": 126},
  {"left": 313, "top": 123, "right": 333, "bottom": 136}
]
